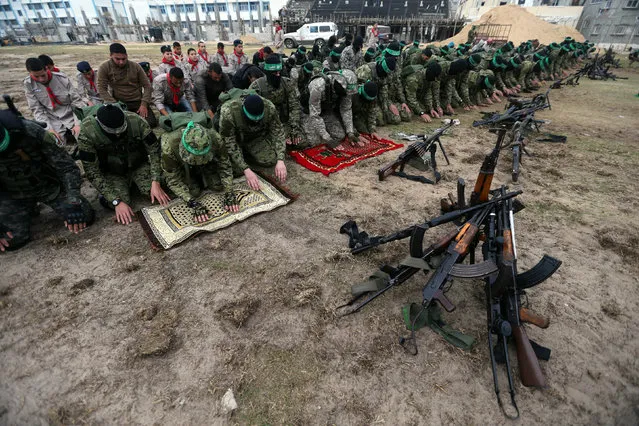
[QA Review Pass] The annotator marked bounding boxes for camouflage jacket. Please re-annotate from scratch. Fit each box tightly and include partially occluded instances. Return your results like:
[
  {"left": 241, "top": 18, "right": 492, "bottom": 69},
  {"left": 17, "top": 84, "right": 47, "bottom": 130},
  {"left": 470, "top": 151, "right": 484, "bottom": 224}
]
[
  {"left": 229, "top": 52, "right": 250, "bottom": 73},
  {"left": 401, "top": 66, "right": 437, "bottom": 113},
  {"left": 351, "top": 93, "right": 377, "bottom": 134},
  {"left": 160, "top": 127, "right": 233, "bottom": 201},
  {"left": 467, "top": 69, "right": 495, "bottom": 105},
  {"left": 218, "top": 97, "right": 285, "bottom": 171},
  {"left": 307, "top": 72, "right": 355, "bottom": 138},
  {"left": 322, "top": 58, "right": 340, "bottom": 72},
  {"left": 248, "top": 76, "right": 301, "bottom": 130},
  {"left": 340, "top": 45, "right": 364, "bottom": 71},
  {"left": 77, "top": 112, "right": 160, "bottom": 203},
  {"left": 356, "top": 62, "right": 390, "bottom": 115},
  {"left": 515, "top": 61, "right": 534, "bottom": 88},
  {"left": 23, "top": 72, "right": 85, "bottom": 133},
  {"left": 152, "top": 73, "right": 195, "bottom": 112},
  {"left": 0, "top": 118, "right": 81, "bottom": 202}
]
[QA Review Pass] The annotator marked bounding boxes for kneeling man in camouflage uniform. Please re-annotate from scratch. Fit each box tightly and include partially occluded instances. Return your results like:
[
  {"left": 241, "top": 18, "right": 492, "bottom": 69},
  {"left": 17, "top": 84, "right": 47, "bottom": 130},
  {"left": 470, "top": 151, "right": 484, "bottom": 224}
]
[
  {"left": 218, "top": 94, "right": 286, "bottom": 191},
  {"left": 77, "top": 104, "right": 170, "bottom": 225},
  {"left": 0, "top": 109, "right": 94, "bottom": 251},
  {"left": 161, "top": 121, "right": 238, "bottom": 223}
]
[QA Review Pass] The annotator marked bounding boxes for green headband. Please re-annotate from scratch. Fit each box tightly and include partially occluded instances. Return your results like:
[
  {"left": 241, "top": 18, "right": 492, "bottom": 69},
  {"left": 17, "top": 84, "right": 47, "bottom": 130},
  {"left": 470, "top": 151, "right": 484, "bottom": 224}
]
[
  {"left": 181, "top": 121, "right": 211, "bottom": 156},
  {"left": 385, "top": 47, "right": 400, "bottom": 57},
  {"left": 491, "top": 56, "right": 505, "bottom": 69},
  {"left": 538, "top": 58, "right": 546, "bottom": 71},
  {"left": 358, "top": 83, "right": 376, "bottom": 101},
  {"left": 380, "top": 58, "right": 392, "bottom": 74},
  {"left": 468, "top": 55, "right": 479, "bottom": 67},
  {"left": 263, "top": 61, "right": 282, "bottom": 71},
  {"left": 329, "top": 50, "right": 341, "bottom": 58},
  {"left": 242, "top": 104, "right": 264, "bottom": 121},
  {"left": 0, "top": 128, "right": 9, "bottom": 153},
  {"left": 413, "top": 40, "right": 419, "bottom": 47},
  {"left": 510, "top": 58, "right": 520, "bottom": 68},
  {"left": 484, "top": 77, "right": 493, "bottom": 89}
]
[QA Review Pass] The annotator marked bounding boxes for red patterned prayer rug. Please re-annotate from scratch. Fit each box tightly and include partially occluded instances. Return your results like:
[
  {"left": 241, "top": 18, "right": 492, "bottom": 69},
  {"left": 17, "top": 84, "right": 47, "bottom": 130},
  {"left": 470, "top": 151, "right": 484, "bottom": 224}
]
[{"left": 288, "top": 133, "right": 403, "bottom": 176}]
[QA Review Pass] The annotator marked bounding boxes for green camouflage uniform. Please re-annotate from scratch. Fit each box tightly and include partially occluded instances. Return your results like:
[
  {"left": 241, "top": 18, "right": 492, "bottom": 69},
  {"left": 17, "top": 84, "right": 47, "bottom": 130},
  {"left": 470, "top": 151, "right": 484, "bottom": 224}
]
[
  {"left": 356, "top": 62, "right": 393, "bottom": 126},
  {"left": 401, "top": 65, "right": 437, "bottom": 114},
  {"left": 351, "top": 93, "right": 377, "bottom": 134},
  {"left": 0, "top": 118, "right": 94, "bottom": 249},
  {"left": 77, "top": 112, "right": 161, "bottom": 205},
  {"left": 437, "top": 60, "right": 464, "bottom": 108},
  {"left": 249, "top": 76, "right": 303, "bottom": 142},
  {"left": 402, "top": 45, "right": 420, "bottom": 65},
  {"left": 467, "top": 70, "right": 495, "bottom": 105},
  {"left": 218, "top": 97, "right": 285, "bottom": 171},
  {"left": 160, "top": 126, "right": 233, "bottom": 201},
  {"left": 515, "top": 60, "right": 535, "bottom": 91}
]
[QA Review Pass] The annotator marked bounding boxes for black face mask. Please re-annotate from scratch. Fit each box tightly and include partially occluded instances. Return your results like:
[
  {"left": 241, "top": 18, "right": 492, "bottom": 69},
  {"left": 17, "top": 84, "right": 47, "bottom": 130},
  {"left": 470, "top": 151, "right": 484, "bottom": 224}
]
[
  {"left": 332, "top": 80, "right": 347, "bottom": 97},
  {"left": 375, "top": 62, "right": 387, "bottom": 78},
  {"left": 266, "top": 71, "right": 281, "bottom": 89}
]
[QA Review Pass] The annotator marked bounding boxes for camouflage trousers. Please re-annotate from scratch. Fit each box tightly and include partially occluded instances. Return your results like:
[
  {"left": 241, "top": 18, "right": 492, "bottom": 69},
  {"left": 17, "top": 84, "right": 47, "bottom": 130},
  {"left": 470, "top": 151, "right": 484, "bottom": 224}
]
[
  {"left": 377, "top": 103, "right": 410, "bottom": 126},
  {"left": 301, "top": 111, "right": 346, "bottom": 148},
  {"left": 353, "top": 103, "right": 377, "bottom": 134},
  {"left": 101, "top": 164, "right": 152, "bottom": 206},
  {"left": 0, "top": 192, "right": 94, "bottom": 250},
  {"left": 231, "top": 135, "right": 281, "bottom": 176}
]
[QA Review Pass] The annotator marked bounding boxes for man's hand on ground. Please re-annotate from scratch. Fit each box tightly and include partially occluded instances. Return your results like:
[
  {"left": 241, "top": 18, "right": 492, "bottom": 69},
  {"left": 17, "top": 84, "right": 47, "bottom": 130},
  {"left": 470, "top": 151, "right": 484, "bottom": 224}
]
[
  {"left": 0, "top": 231, "right": 13, "bottom": 252},
  {"left": 275, "top": 160, "right": 287, "bottom": 183},
  {"left": 244, "top": 168, "right": 261, "bottom": 191},
  {"left": 115, "top": 202, "right": 135, "bottom": 225},
  {"left": 150, "top": 181, "right": 171, "bottom": 206}
]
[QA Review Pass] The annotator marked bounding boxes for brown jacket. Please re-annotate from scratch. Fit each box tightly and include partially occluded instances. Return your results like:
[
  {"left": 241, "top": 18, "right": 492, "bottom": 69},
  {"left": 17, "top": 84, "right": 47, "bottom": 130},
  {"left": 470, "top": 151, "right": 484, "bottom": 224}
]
[{"left": 97, "top": 59, "right": 152, "bottom": 106}]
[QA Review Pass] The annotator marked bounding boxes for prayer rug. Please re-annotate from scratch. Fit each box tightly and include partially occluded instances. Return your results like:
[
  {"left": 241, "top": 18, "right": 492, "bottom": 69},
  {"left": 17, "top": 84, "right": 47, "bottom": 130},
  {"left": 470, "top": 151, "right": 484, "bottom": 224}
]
[
  {"left": 289, "top": 133, "right": 403, "bottom": 176},
  {"left": 139, "top": 175, "right": 295, "bottom": 249}
]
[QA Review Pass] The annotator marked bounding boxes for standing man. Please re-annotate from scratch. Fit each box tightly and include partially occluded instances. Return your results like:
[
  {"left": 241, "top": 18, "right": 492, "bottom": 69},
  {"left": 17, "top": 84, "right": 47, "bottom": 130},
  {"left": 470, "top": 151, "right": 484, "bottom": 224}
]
[
  {"left": 153, "top": 67, "right": 197, "bottom": 116},
  {"left": 197, "top": 40, "right": 210, "bottom": 64},
  {"left": 194, "top": 62, "right": 233, "bottom": 119},
  {"left": 75, "top": 61, "right": 102, "bottom": 106},
  {"left": 97, "top": 43, "right": 157, "bottom": 128},
  {"left": 367, "top": 23, "right": 379, "bottom": 49},
  {"left": 274, "top": 20, "right": 284, "bottom": 54},
  {"left": 340, "top": 36, "right": 364, "bottom": 71},
  {"left": 229, "top": 39, "right": 249, "bottom": 73},
  {"left": 77, "top": 104, "right": 170, "bottom": 225},
  {"left": 23, "top": 58, "right": 85, "bottom": 144},
  {"left": 218, "top": 94, "right": 287, "bottom": 190},
  {"left": 0, "top": 108, "right": 94, "bottom": 251}
]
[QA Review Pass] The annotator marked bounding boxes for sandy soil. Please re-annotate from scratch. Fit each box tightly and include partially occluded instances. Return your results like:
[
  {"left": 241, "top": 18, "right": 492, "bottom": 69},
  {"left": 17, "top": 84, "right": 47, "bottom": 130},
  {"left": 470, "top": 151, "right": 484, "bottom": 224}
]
[{"left": 1, "top": 45, "right": 638, "bottom": 425}]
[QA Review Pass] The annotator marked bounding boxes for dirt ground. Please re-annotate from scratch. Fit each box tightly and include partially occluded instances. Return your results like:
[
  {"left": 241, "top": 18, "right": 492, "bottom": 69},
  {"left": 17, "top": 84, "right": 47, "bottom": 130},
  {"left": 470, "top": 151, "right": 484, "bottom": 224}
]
[{"left": 1, "top": 43, "right": 638, "bottom": 425}]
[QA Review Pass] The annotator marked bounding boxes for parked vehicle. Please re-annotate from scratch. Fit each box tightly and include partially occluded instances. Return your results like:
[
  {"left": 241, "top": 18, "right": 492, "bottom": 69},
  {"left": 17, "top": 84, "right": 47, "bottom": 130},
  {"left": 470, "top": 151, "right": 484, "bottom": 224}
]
[{"left": 283, "top": 22, "right": 339, "bottom": 48}]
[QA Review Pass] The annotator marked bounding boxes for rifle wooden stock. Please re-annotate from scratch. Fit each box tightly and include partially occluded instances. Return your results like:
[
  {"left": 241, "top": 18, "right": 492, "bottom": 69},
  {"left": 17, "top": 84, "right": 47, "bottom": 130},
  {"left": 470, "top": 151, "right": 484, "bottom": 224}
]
[
  {"left": 519, "top": 307, "right": 550, "bottom": 329},
  {"left": 512, "top": 325, "right": 547, "bottom": 388},
  {"left": 470, "top": 130, "right": 506, "bottom": 205},
  {"left": 378, "top": 160, "right": 401, "bottom": 181}
]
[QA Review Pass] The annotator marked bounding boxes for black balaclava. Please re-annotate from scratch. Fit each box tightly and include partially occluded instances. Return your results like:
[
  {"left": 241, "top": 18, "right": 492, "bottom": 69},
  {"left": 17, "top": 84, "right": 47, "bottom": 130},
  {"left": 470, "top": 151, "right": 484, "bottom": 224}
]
[
  {"left": 425, "top": 62, "right": 442, "bottom": 81},
  {"left": 264, "top": 54, "right": 282, "bottom": 89},
  {"left": 448, "top": 58, "right": 469, "bottom": 76}
]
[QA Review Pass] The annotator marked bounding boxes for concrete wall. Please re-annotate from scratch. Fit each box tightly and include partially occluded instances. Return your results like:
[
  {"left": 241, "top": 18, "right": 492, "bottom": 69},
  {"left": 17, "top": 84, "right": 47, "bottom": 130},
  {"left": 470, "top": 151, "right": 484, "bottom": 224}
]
[
  {"left": 577, "top": 0, "right": 639, "bottom": 49},
  {"left": 459, "top": 0, "right": 584, "bottom": 28}
]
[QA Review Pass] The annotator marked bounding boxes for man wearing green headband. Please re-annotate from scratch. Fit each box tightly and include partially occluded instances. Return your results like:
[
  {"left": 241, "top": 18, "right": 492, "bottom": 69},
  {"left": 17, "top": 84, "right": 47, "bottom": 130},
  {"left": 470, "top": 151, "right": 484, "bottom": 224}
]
[
  {"left": 352, "top": 81, "right": 379, "bottom": 136},
  {"left": 401, "top": 61, "right": 442, "bottom": 122},
  {"left": 467, "top": 70, "right": 497, "bottom": 107},
  {"left": 514, "top": 56, "right": 539, "bottom": 93},
  {"left": 0, "top": 108, "right": 94, "bottom": 251},
  {"left": 218, "top": 94, "right": 286, "bottom": 191},
  {"left": 402, "top": 40, "right": 421, "bottom": 65},
  {"left": 250, "top": 54, "right": 304, "bottom": 147},
  {"left": 161, "top": 120, "right": 238, "bottom": 222},
  {"left": 382, "top": 42, "right": 412, "bottom": 124},
  {"left": 77, "top": 103, "right": 170, "bottom": 225},
  {"left": 322, "top": 47, "right": 342, "bottom": 72},
  {"left": 355, "top": 55, "right": 397, "bottom": 127}
]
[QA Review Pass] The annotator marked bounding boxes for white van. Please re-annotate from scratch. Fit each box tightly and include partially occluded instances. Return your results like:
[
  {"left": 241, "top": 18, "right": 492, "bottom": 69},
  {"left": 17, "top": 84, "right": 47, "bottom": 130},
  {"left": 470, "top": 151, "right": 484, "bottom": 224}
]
[{"left": 283, "top": 22, "right": 339, "bottom": 48}]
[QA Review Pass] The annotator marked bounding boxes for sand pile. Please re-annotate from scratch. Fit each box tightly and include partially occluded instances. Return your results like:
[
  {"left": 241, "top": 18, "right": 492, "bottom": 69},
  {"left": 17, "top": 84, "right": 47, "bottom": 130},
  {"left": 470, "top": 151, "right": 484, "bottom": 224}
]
[{"left": 441, "top": 5, "right": 585, "bottom": 46}]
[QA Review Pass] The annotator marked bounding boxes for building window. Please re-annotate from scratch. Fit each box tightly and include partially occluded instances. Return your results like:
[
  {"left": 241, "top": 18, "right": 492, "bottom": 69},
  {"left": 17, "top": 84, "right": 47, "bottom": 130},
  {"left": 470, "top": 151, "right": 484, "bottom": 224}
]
[
  {"left": 185, "top": 4, "right": 194, "bottom": 13},
  {"left": 59, "top": 17, "right": 68, "bottom": 23},
  {"left": 17, "top": 10, "right": 22, "bottom": 15},
  {"left": 219, "top": 4, "right": 227, "bottom": 12},
  {"left": 263, "top": 3, "right": 269, "bottom": 11},
  {"left": 581, "top": 17, "right": 591, "bottom": 31},
  {"left": 159, "top": 5, "right": 166, "bottom": 13},
  {"left": 181, "top": 21, "right": 188, "bottom": 28},
  {"left": 624, "top": 0, "right": 638, "bottom": 7},
  {"left": 65, "top": 2, "right": 70, "bottom": 7},
  {"left": 591, "top": 24, "right": 601, "bottom": 34},
  {"left": 239, "top": 3, "right": 249, "bottom": 11},
  {"left": 612, "top": 24, "right": 628, "bottom": 35}
]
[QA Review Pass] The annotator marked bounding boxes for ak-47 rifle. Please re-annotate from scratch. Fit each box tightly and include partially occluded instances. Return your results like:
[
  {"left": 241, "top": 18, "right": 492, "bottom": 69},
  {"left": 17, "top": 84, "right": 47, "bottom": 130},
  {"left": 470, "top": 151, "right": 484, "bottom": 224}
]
[
  {"left": 378, "top": 119, "right": 458, "bottom": 185},
  {"left": 473, "top": 89, "right": 550, "bottom": 129},
  {"left": 336, "top": 190, "right": 522, "bottom": 315}
]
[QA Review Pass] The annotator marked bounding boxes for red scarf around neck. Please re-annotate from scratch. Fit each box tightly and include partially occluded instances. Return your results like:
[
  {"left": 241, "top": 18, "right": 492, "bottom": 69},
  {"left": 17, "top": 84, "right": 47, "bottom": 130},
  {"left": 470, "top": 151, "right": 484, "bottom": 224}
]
[
  {"left": 188, "top": 57, "right": 199, "bottom": 70},
  {"left": 146, "top": 70, "right": 153, "bottom": 83},
  {"left": 198, "top": 50, "right": 208, "bottom": 62},
  {"left": 234, "top": 50, "right": 244, "bottom": 61},
  {"left": 84, "top": 72, "right": 97, "bottom": 92},
  {"left": 217, "top": 49, "right": 228, "bottom": 66},
  {"left": 275, "top": 25, "right": 282, "bottom": 33},
  {"left": 162, "top": 57, "right": 176, "bottom": 67},
  {"left": 166, "top": 73, "right": 180, "bottom": 105},
  {"left": 33, "top": 70, "right": 62, "bottom": 108},
  {"left": 52, "top": 66, "right": 60, "bottom": 72}
]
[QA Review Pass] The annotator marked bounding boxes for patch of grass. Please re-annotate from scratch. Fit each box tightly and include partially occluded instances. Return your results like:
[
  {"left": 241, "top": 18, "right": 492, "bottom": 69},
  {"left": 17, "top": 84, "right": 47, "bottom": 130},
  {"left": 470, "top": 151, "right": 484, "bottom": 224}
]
[{"left": 234, "top": 346, "right": 324, "bottom": 424}]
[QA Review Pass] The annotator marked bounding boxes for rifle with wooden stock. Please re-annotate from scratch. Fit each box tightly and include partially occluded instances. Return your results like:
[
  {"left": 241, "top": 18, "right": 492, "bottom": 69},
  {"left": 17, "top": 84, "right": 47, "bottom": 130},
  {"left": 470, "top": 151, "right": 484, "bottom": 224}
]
[{"left": 377, "top": 119, "right": 458, "bottom": 185}]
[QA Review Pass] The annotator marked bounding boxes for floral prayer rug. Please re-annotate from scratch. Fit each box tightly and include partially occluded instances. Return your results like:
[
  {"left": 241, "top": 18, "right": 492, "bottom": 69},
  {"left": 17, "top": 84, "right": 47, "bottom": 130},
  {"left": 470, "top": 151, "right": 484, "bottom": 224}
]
[
  {"left": 289, "top": 133, "right": 403, "bottom": 176},
  {"left": 139, "top": 175, "right": 295, "bottom": 249}
]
